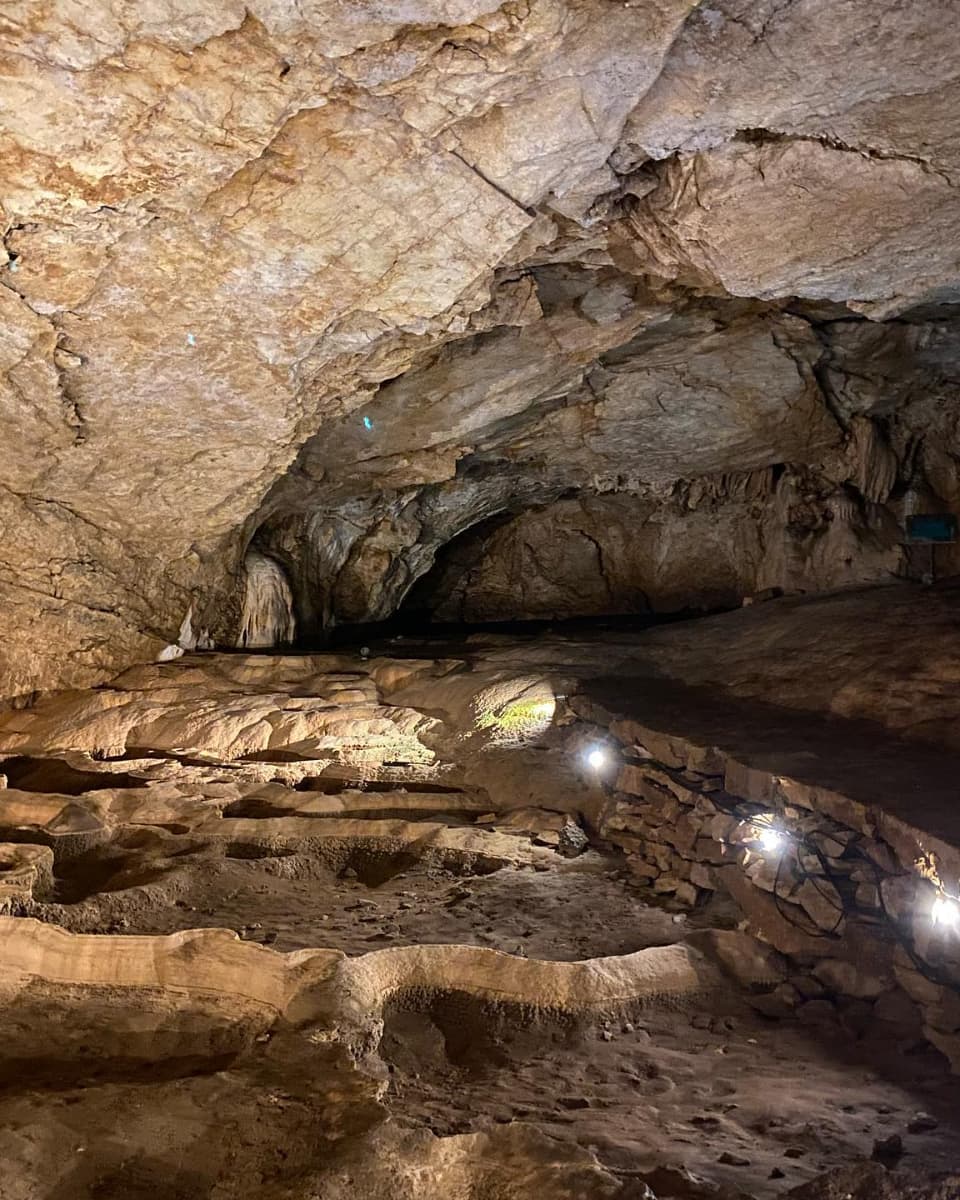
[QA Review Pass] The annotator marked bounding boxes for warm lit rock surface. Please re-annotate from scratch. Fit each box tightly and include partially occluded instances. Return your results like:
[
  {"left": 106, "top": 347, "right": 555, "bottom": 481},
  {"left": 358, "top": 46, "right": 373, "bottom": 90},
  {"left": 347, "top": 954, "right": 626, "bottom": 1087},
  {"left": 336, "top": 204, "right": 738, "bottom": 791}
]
[
  {"left": 3, "top": 1, "right": 960, "bottom": 696},
  {"left": 3, "top": 588, "right": 960, "bottom": 1196},
  {"left": 420, "top": 484, "right": 897, "bottom": 621},
  {"left": 612, "top": 583, "right": 960, "bottom": 751},
  {"left": 6, "top": 7, "right": 960, "bottom": 1195}
]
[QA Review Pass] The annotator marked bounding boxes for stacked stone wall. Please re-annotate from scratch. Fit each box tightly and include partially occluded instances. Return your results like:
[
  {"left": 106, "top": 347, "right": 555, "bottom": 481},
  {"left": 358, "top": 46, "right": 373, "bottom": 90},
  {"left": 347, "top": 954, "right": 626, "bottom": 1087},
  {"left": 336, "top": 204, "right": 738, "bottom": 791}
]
[{"left": 588, "top": 716, "right": 960, "bottom": 1070}]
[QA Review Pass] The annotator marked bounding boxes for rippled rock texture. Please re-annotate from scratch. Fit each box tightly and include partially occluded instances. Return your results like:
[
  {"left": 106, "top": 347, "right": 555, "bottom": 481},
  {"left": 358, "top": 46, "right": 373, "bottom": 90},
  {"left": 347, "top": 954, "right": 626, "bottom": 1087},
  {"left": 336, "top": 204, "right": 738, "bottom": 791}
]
[
  {"left": 3, "top": 588, "right": 960, "bottom": 1198},
  {"left": 3, "top": 0, "right": 960, "bottom": 698}
]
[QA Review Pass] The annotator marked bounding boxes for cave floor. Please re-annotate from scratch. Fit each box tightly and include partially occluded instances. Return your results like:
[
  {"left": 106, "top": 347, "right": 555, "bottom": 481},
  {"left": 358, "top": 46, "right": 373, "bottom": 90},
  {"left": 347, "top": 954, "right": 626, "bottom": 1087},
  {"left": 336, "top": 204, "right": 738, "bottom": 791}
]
[
  {"left": 51, "top": 843, "right": 691, "bottom": 959},
  {"left": 3, "top": 587, "right": 960, "bottom": 1198},
  {"left": 3, "top": 832, "right": 960, "bottom": 1200}
]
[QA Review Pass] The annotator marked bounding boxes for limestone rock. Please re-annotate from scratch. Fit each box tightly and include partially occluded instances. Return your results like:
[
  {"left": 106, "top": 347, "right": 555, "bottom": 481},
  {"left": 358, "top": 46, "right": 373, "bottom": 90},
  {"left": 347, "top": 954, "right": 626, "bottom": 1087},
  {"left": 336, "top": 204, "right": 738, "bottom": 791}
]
[
  {"left": 2, "top": 0, "right": 960, "bottom": 707},
  {"left": 629, "top": 140, "right": 960, "bottom": 315},
  {"left": 794, "top": 879, "right": 844, "bottom": 932},
  {"left": 614, "top": 586, "right": 960, "bottom": 754},
  {"left": 813, "top": 959, "right": 891, "bottom": 1000}
]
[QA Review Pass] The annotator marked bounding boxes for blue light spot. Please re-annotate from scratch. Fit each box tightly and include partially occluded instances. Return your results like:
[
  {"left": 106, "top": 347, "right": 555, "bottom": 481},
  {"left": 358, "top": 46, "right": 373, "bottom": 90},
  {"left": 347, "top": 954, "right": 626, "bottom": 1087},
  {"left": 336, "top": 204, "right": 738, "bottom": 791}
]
[
  {"left": 186, "top": 332, "right": 196, "bottom": 346},
  {"left": 362, "top": 416, "right": 373, "bottom": 430}
]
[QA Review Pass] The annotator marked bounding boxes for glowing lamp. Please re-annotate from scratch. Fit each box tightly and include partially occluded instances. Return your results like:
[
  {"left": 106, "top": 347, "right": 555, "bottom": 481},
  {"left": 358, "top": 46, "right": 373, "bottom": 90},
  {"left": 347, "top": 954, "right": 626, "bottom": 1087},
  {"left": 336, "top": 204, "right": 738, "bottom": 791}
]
[
  {"left": 932, "top": 894, "right": 960, "bottom": 931},
  {"left": 586, "top": 747, "right": 607, "bottom": 771},
  {"left": 755, "top": 823, "right": 786, "bottom": 854}
]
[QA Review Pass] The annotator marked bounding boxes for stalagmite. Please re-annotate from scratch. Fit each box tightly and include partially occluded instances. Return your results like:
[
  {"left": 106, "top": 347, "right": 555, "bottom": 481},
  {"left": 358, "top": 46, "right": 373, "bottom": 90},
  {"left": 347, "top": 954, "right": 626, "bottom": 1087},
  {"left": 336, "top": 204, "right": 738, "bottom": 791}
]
[{"left": 237, "top": 551, "right": 297, "bottom": 650}]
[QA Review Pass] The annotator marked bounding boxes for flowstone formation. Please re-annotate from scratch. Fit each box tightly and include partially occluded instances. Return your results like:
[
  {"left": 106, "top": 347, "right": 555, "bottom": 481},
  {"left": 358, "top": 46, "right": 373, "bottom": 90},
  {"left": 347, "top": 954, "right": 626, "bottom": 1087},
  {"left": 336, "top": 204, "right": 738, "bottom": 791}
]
[
  {"left": 3, "top": 0, "right": 960, "bottom": 695},
  {"left": 2, "top": 588, "right": 960, "bottom": 1198}
]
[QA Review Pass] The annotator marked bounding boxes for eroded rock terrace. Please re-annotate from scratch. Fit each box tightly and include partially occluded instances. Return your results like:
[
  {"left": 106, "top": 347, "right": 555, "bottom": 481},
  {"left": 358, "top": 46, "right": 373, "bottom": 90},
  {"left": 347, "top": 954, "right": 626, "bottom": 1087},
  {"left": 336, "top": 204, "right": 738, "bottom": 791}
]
[{"left": 3, "top": 589, "right": 960, "bottom": 1198}]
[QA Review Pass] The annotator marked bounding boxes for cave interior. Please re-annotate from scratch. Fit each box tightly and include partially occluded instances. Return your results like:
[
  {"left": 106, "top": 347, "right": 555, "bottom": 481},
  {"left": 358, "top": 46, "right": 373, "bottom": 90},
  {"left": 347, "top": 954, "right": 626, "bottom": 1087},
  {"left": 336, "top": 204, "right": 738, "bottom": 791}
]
[{"left": 2, "top": 2, "right": 960, "bottom": 1198}]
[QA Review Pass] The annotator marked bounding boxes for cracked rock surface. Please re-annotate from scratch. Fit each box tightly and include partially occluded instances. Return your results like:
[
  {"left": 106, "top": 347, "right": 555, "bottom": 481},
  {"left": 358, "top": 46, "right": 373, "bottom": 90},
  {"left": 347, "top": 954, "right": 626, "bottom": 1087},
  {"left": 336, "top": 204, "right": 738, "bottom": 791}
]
[{"left": 3, "top": 0, "right": 960, "bottom": 695}]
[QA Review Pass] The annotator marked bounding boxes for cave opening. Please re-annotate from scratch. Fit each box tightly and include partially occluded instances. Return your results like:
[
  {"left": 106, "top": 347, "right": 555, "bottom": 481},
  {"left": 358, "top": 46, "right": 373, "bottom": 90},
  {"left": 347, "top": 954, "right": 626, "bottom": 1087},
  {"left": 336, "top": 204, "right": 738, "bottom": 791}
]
[{"left": 287, "top": 527, "right": 749, "bottom": 658}]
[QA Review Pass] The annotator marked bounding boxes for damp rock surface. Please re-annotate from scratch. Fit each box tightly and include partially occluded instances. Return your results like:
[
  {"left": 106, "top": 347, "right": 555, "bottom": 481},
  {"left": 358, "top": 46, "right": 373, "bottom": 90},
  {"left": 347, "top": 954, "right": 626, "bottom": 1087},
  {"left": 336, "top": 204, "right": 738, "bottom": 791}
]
[
  {"left": 4, "top": 3, "right": 960, "bottom": 1194},
  {"left": 3, "top": 590, "right": 960, "bottom": 1198}
]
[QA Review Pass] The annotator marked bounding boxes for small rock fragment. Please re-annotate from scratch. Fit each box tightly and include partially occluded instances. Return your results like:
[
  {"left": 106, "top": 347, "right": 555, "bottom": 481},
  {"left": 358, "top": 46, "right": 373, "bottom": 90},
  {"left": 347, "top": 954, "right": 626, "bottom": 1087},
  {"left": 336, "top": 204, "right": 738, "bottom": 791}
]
[
  {"left": 871, "top": 1133, "right": 904, "bottom": 1162},
  {"left": 558, "top": 820, "right": 589, "bottom": 858}
]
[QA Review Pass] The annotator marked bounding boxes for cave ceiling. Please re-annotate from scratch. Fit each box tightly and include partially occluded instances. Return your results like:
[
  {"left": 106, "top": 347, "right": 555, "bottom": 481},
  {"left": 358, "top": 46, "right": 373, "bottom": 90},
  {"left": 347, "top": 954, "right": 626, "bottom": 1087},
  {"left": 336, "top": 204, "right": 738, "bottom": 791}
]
[{"left": 2, "top": 0, "right": 960, "bottom": 695}]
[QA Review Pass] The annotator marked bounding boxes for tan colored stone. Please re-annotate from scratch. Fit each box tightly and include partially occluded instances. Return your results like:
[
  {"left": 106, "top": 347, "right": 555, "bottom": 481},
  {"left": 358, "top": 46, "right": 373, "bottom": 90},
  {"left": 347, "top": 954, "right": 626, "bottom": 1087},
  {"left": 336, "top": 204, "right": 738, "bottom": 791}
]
[
  {"left": 795, "top": 879, "right": 845, "bottom": 933},
  {"left": 0, "top": 843, "right": 55, "bottom": 910},
  {"left": 630, "top": 141, "right": 960, "bottom": 315},
  {"left": 694, "top": 836, "right": 732, "bottom": 867},
  {"left": 813, "top": 959, "right": 892, "bottom": 1000},
  {"left": 662, "top": 813, "right": 701, "bottom": 857},
  {"left": 626, "top": 858, "right": 659, "bottom": 882},
  {"left": 708, "top": 815, "right": 741, "bottom": 844},
  {"left": 615, "top": 763, "right": 652, "bottom": 797},
  {"left": 723, "top": 759, "right": 776, "bottom": 805}
]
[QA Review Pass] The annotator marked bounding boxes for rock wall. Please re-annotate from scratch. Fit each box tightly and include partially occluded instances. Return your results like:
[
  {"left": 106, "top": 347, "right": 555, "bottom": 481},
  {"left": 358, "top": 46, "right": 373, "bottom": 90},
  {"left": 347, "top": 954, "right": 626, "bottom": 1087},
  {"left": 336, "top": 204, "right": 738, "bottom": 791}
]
[
  {"left": 419, "top": 468, "right": 902, "bottom": 622},
  {"left": 586, "top": 715, "right": 960, "bottom": 1071},
  {"left": 251, "top": 304, "right": 960, "bottom": 638},
  {"left": 612, "top": 583, "right": 960, "bottom": 755},
  {"left": 4, "top": 1, "right": 960, "bottom": 694}
]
